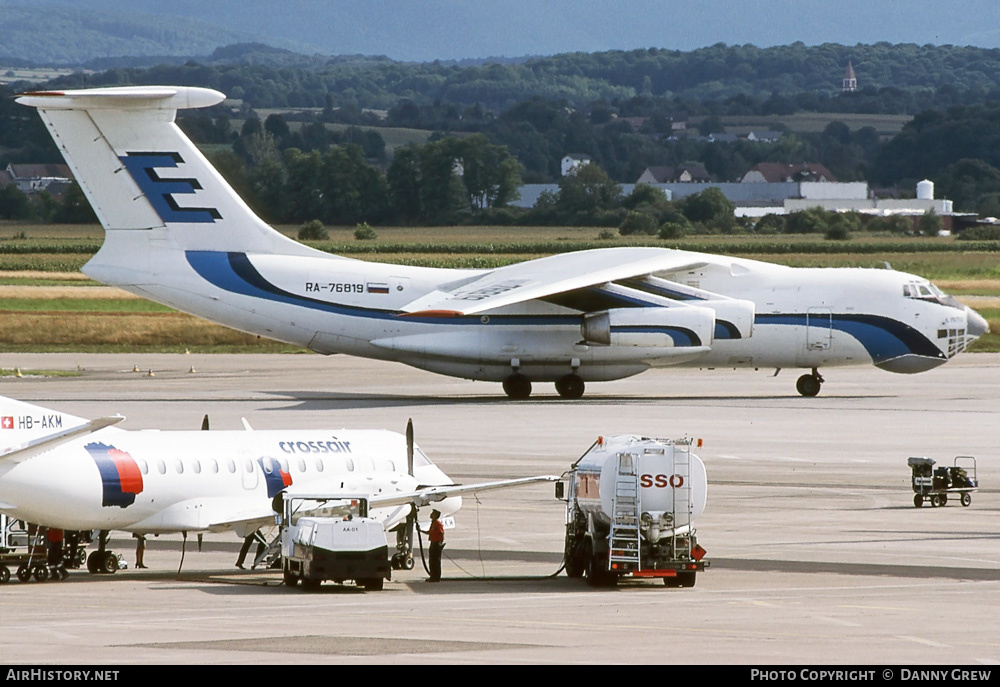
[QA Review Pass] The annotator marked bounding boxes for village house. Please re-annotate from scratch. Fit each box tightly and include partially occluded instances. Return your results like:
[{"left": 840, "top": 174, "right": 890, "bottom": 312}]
[
  {"left": 740, "top": 162, "right": 837, "bottom": 183},
  {"left": 5, "top": 163, "right": 73, "bottom": 193},
  {"left": 561, "top": 153, "right": 591, "bottom": 176},
  {"left": 636, "top": 163, "right": 711, "bottom": 184}
]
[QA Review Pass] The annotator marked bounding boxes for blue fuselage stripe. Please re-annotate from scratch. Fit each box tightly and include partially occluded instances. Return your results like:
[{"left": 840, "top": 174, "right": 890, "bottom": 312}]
[
  {"left": 756, "top": 313, "right": 944, "bottom": 362},
  {"left": 184, "top": 252, "right": 941, "bottom": 360},
  {"left": 185, "top": 251, "right": 581, "bottom": 326}
]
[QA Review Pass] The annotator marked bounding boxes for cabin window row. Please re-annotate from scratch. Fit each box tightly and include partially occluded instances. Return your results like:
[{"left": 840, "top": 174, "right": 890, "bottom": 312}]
[{"left": 133, "top": 455, "right": 397, "bottom": 476}]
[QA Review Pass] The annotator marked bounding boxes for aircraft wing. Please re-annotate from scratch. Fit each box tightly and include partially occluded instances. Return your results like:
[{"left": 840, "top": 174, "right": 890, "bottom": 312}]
[
  {"left": 369, "top": 475, "right": 560, "bottom": 510},
  {"left": 193, "top": 476, "right": 559, "bottom": 533},
  {"left": 124, "top": 476, "right": 558, "bottom": 533},
  {"left": 0, "top": 416, "right": 125, "bottom": 464},
  {"left": 399, "top": 247, "right": 705, "bottom": 316},
  {"left": 122, "top": 496, "right": 276, "bottom": 536}
]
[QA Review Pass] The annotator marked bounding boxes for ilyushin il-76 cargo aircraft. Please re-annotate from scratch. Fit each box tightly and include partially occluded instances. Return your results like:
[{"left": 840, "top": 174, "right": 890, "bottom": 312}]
[
  {"left": 18, "top": 86, "right": 989, "bottom": 398},
  {"left": 0, "top": 395, "right": 555, "bottom": 577}
]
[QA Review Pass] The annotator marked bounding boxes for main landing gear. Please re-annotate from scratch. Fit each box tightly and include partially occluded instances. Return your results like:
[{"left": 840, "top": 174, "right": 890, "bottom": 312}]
[
  {"left": 503, "top": 359, "right": 586, "bottom": 399},
  {"left": 392, "top": 506, "right": 416, "bottom": 572},
  {"left": 555, "top": 374, "right": 585, "bottom": 399},
  {"left": 502, "top": 373, "right": 532, "bottom": 399},
  {"left": 85, "top": 530, "right": 120, "bottom": 575},
  {"left": 795, "top": 368, "right": 824, "bottom": 397}
]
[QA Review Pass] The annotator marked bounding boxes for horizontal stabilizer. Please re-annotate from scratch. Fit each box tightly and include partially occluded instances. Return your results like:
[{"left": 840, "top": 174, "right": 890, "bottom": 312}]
[
  {"left": 1, "top": 415, "right": 124, "bottom": 464},
  {"left": 16, "top": 86, "right": 225, "bottom": 111}
]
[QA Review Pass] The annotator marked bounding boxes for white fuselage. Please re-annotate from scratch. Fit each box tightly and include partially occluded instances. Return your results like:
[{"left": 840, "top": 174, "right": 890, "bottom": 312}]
[
  {"left": 0, "top": 423, "right": 455, "bottom": 534},
  {"left": 85, "top": 237, "right": 979, "bottom": 384}
]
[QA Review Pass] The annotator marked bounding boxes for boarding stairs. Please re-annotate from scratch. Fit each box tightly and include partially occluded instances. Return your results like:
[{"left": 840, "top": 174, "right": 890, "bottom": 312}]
[{"left": 253, "top": 529, "right": 282, "bottom": 570}]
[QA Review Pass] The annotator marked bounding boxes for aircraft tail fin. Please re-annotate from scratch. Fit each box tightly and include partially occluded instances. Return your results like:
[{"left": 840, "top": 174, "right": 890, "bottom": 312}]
[
  {"left": 15, "top": 87, "right": 317, "bottom": 268},
  {"left": 0, "top": 396, "right": 123, "bottom": 464}
]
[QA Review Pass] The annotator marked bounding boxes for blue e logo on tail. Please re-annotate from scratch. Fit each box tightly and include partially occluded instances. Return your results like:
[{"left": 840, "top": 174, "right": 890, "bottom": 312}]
[{"left": 120, "top": 152, "right": 222, "bottom": 223}]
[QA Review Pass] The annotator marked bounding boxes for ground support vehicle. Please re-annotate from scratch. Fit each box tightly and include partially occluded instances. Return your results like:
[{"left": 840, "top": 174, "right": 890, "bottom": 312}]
[
  {"left": 909, "top": 456, "right": 978, "bottom": 508},
  {"left": 557, "top": 435, "right": 708, "bottom": 588},
  {"left": 280, "top": 493, "right": 391, "bottom": 591},
  {"left": 0, "top": 517, "right": 70, "bottom": 583}
]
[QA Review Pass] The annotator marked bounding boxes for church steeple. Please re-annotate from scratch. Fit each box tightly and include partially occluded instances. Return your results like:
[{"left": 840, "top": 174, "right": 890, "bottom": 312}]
[{"left": 843, "top": 60, "right": 857, "bottom": 92}]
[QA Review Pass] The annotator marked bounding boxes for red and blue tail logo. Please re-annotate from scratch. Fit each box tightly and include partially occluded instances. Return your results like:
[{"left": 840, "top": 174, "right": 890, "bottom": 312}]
[
  {"left": 258, "top": 458, "right": 293, "bottom": 498},
  {"left": 85, "top": 442, "right": 144, "bottom": 508}
]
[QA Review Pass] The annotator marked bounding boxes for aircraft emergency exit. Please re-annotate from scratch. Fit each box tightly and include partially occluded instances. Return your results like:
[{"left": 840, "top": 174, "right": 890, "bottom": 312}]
[
  {"left": 0, "top": 395, "right": 556, "bottom": 573},
  {"left": 17, "top": 86, "right": 989, "bottom": 398}
]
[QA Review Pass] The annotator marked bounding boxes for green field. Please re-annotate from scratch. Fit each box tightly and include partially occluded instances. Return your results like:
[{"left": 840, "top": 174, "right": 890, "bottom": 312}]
[
  {"left": 230, "top": 115, "right": 435, "bottom": 155},
  {"left": 716, "top": 112, "right": 913, "bottom": 136},
  {"left": 1, "top": 222, "right": 997, "bottom": 352}
]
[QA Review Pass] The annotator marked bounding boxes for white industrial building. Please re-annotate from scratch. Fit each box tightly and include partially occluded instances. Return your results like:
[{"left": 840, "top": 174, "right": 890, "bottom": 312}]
[{"left": 514, "top": 179, "right": 955, "bottom": 222}]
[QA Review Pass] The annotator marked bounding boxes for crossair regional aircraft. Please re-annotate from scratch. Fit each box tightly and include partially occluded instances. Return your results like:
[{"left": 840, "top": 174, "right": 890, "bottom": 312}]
[
  {"left": 17, "top": 86, "right": 989, "bottom": 398},
  {"left": 0, "top": 395, "right": 555, "bottom": 575}
]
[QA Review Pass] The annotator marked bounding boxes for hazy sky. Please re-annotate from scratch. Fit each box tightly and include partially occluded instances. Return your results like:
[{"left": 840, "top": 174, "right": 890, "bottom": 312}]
[{"left": 52, "top": 0, "right": 1000, "bottom": 61}]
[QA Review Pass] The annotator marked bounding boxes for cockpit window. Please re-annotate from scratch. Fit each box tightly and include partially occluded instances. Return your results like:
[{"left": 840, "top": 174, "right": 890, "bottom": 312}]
[
  {"left": 413, "top": 447, "right": 433, "bottom": 468},
  {"left": 905, "top": 281, "right": 964, "bottom": 310}
]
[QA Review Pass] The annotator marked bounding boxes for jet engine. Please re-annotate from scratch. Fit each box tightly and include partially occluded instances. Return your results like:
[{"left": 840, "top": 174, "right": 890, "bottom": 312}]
[{"left": 581, "top": 305, "right": 716, "bottom": 348}]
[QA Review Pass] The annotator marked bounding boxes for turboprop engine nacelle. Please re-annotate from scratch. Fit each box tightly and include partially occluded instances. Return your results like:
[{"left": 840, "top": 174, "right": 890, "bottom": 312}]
[{"left": 582, "top": 305, "right": 716, "bottom": 348}]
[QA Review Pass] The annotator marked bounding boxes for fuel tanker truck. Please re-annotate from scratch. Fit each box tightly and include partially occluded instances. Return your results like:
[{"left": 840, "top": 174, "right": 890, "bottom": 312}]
[{"left": 556, "top": 435, "right": 708, "bottom": 587}]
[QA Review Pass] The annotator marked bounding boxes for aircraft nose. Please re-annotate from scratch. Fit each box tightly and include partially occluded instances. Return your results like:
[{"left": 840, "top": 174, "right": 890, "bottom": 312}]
[{"left": 966, "top": 307, "right": 990, "bottom": 340}]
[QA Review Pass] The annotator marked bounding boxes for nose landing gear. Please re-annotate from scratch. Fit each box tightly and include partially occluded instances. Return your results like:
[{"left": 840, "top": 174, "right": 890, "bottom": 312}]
[{"left": 795, "top": 368, "right": 824, "bottom": 397}]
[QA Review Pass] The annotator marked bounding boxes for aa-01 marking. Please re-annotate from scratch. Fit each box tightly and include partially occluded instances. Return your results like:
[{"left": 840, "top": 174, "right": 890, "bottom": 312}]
[{"left": 305, "top": 282, "right": 364, "bottom": 294}]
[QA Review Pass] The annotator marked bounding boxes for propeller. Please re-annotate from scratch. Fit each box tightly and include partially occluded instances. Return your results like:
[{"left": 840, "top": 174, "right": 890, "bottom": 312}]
[
  {"left": 406, "top": 418, "right": 414, "bottom": 477},
  {"left": 392, "top": 418, "right": 417, "bottom": 572}
]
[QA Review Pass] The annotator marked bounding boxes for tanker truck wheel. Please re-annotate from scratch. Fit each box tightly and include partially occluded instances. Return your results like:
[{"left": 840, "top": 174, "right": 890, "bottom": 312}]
[
  {"left": 283, "top": 562, "right": 298, "bottom": 587},
  {"left": 360, "top": 577, "right": 384, "bottom": 591},
  {"left": 564, "top": 537, "right": 585, "bottom": 578},
  {"left": 582, "top": 540, "right": 597, "bottom": 586},
  {"left": 585, "top": 546, "right": 616, "bottom": 588},
  {"left": 663, "top": 571, "right": 697, "bottom": 588}
]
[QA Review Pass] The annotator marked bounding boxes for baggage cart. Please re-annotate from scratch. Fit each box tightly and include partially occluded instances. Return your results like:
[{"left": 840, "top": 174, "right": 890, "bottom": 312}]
[{"left": 908, "top": 455, "right": 978, "bottom": 508}]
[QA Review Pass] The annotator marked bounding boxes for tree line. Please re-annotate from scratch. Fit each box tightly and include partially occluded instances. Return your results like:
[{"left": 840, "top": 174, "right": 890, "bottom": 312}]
[
  {"left": 8, "top": 41, "right": 1000, "bottom": 222},
  {"left": 31, "top": 42, "right": 1000, "bottom": 113}
]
